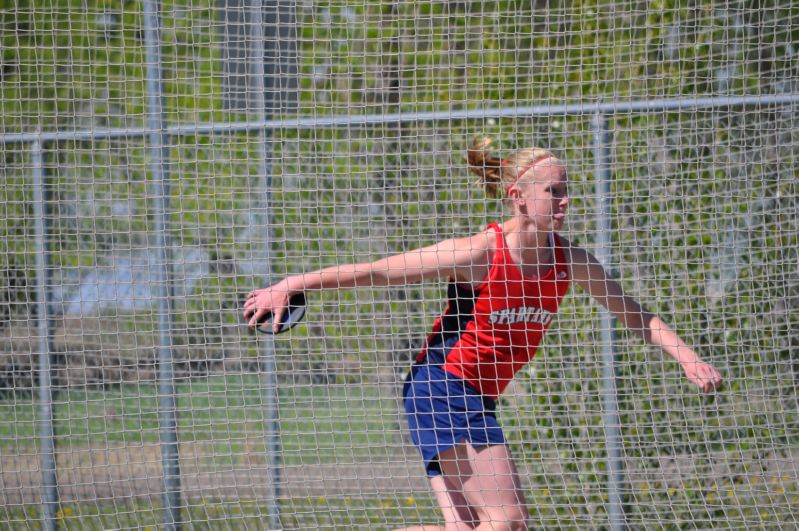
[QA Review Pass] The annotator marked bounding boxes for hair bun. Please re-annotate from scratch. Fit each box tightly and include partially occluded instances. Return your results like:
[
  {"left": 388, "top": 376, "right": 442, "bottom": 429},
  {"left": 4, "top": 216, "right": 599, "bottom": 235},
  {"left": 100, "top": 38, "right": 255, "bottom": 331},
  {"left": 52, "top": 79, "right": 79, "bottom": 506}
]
[{"left": 467, "top": 135, "right": 504, "bottom": 197}]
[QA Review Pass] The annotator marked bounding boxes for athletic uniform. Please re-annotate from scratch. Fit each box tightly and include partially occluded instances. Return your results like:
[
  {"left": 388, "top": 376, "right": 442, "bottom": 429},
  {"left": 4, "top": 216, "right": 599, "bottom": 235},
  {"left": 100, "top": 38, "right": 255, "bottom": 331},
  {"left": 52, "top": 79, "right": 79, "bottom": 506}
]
[{"left": 403, "top": 223, "right": 572, "bottom": 476}]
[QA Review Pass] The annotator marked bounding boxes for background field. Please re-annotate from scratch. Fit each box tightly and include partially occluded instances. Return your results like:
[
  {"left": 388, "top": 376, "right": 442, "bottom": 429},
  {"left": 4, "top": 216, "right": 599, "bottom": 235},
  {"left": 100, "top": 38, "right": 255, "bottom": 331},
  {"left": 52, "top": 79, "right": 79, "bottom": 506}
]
[{"left": 1, "top": 0, "right": 798, "bottom": 529}]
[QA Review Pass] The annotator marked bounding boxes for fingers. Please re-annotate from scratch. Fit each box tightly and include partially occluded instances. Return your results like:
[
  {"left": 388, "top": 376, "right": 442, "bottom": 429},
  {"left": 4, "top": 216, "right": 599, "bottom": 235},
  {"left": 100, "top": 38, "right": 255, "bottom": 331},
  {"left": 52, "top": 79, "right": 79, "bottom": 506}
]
[
  {"left": 271, "top": 308, "right": 286, "bottom": 333},
  {"left": 243, "top": 290, "right": 263, "bottom": 326},
  {"left": 242, "top": 288, "right": 289, "bottom": 331},
  {"left": 698, "top": 378, "right": 714, "bottom": 393},
  {"left": 247, "top": 308, "right": 266, "bottom": 328},
  {"left": 243, "top": 291, "right": 257, "bottom": 309},
  {"left": 704, "top": 365, "right": 722, "bottom": 392},
  {"left": 691, "top": 363, "right": 723, "bottom": 393},
  {"left": 243, "top": 294, "right": 259, "bottom": 320}
]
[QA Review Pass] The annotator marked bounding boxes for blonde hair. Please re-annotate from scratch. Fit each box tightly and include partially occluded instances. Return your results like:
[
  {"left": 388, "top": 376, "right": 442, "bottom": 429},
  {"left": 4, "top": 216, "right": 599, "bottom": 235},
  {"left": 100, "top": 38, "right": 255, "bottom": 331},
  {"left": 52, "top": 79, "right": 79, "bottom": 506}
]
[{"left": 467, "top": 135, "right": 558, "bottom": 198}]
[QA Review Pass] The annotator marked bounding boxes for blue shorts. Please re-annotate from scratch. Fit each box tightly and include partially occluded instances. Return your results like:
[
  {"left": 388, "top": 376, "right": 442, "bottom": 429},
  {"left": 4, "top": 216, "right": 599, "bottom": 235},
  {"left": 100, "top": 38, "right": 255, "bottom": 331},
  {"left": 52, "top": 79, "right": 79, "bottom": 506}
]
[{"left": 403, "top": 364, "right": 506, "bottom": 477}]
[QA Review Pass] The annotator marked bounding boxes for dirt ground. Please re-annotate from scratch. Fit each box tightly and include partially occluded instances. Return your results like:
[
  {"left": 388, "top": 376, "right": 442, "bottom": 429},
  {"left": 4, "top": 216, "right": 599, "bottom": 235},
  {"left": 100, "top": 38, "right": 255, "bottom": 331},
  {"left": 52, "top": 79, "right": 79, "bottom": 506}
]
[
  {"left": 0, "top": 441, "right": 430, "bottom": 507},
  {"left": 2, "top": 442, "right": 797, "bottom": 511}
]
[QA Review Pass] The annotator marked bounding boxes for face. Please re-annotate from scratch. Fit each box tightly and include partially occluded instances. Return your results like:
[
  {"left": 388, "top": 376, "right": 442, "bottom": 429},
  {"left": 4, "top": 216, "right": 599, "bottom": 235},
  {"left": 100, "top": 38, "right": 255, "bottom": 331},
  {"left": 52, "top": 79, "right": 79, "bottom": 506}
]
[{"left": 508, "top": 159, "right": 569, "bottom": 232}]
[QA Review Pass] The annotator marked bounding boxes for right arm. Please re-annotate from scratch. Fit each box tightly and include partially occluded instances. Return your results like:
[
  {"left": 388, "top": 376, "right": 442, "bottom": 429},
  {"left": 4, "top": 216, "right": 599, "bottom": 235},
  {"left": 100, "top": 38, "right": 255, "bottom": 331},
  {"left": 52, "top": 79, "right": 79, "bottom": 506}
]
[
  {"left": 567, "top": 242, "right": 722, "bottom": 393},
  {"left": 243, "top": 231, "right": 494, "bottom": 330}
]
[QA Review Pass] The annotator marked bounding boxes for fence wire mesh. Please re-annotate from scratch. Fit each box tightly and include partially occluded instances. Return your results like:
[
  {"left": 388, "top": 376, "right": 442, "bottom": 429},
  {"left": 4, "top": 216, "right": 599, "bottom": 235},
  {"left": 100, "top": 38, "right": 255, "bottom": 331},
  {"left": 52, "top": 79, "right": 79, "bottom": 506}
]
[{"left": 1, "top": 1, "right": 797, "bottom": 529}]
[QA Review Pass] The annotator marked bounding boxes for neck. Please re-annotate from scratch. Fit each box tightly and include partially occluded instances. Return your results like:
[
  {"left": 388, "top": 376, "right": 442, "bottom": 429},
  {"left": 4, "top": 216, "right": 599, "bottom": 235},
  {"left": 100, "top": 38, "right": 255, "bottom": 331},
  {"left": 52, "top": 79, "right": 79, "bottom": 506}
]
[
  {"left": 502, "top": 217, "right": 550, "bottom": 250},
  {"left": 501, "top": 217, "right": 553, "bottom": 276}
]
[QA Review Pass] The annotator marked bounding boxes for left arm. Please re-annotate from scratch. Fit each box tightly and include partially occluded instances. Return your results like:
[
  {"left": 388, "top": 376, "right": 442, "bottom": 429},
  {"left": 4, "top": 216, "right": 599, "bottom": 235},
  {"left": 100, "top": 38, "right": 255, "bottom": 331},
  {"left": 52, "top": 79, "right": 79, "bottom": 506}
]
[{"left": 568, "top": 245, "right": 722, "bottom": 393}]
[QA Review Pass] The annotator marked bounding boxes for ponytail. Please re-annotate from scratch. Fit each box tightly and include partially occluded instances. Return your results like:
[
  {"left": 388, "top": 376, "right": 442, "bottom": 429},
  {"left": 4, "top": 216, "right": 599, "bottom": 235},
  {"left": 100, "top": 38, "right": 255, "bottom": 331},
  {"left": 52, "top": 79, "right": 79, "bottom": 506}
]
[
  {"left": 467, "top": 135, "right": 558, "bottom": 198},
  {"left": 467, "top": 135, "right": 505, "bottom": 198}
]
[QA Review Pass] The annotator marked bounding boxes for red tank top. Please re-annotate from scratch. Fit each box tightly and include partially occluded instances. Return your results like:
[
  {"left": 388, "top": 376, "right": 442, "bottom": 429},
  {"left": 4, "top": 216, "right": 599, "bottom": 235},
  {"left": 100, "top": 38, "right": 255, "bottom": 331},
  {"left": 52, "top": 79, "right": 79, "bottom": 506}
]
[{"left": 416, "top": 223, "right": 572, "bottom": 398}]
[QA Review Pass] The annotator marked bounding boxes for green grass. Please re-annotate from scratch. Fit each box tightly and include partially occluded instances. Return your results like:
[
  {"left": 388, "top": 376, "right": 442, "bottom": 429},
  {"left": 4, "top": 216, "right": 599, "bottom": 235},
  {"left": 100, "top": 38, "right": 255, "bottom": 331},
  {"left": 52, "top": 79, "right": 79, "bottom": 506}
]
[
  {"left": 3, "top": 376, "right": 798, "bottom": 528},
  {"left": 0, "top": 496, "right": 442, "bottom": 530},
  {"left": 0, "top": 374, "right": 401, "bottom": 466},
  {"left": 0, "top": 375, "right": 434, "bottom": 529},
  {"left": 4, "top": 485, "right": 798, "bottom": 530}
]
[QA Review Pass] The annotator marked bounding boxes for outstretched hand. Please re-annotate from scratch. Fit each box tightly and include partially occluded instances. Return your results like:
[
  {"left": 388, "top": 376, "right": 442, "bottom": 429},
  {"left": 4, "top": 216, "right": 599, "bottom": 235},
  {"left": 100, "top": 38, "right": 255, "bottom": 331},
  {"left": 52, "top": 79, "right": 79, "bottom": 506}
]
[
  {"left": 243, "top": 286, "right": 291, "bottom": 333},
  {"left": 682, "top": 361, "right": 723, "bottom": 393}
]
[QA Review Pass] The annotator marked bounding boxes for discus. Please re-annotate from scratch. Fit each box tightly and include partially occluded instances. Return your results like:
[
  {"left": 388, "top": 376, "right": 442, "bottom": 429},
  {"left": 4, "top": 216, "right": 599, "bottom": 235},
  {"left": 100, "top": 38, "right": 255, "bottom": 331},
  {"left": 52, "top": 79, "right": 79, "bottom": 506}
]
[{"left": 255, "top": 292, "right": 307, "bottom": 335}]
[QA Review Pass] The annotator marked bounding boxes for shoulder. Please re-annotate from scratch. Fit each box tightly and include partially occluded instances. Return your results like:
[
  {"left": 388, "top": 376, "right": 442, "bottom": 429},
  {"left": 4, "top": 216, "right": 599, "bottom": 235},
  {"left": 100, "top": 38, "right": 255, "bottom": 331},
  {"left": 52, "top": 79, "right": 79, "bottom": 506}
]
[
  {"left": 553, "top": 235, "right": 609, "bottom": 285},
  {"left": 553, "top": 234, "right": 590, "bottom": 264},
  {"left": 554, "top": 235, "right": 602, "bottom": 271},
  {"left": 448, "top": 224, "right": 499, "bottom": 254},
  {"left": 443, "top": 225, "right": 499, "bottom": 284}
]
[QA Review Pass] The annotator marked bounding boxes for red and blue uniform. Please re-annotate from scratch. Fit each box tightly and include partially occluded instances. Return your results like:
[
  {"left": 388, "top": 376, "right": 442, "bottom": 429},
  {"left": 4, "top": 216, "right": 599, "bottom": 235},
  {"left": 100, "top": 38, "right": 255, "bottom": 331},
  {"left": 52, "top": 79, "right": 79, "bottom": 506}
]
[{"left": 404, "top": 223, "right": 571, "bottom": 476}]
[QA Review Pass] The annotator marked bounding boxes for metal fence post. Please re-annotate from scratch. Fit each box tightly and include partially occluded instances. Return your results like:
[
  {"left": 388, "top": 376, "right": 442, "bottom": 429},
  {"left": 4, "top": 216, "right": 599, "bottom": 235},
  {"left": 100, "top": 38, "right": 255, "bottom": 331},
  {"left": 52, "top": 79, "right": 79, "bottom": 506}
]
[
  {"left": 251, "top": 1, "right": 283, "bottom": 527},
  {"left": 592, "top": 112, "right": 626, "bottom": 531},
  {"left": 32, "top": 140, "right": 60, "bottom": 531},
  {"left": 142, "top": 1, "right": 182, "bottom": 528}
]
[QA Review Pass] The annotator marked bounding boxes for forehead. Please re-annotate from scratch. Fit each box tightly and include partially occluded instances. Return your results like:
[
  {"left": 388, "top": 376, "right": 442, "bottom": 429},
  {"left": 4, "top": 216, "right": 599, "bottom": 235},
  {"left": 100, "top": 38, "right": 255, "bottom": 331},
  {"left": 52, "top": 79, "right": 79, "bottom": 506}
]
[{"left": 529, "top": 160, "right": 568, "bottom": 183}]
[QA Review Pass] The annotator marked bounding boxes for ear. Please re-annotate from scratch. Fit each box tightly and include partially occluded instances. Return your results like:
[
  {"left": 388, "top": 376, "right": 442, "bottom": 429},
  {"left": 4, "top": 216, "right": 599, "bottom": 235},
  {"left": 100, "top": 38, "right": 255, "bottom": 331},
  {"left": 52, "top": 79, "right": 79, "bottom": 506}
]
[{"left": 506, "top": 183, "right": 524, "bottom": 204}]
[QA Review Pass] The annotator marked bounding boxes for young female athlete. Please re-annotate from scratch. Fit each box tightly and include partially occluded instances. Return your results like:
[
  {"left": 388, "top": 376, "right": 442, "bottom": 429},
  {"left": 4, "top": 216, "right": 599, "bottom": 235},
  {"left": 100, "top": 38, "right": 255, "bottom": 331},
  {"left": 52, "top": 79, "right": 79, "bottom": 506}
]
[{"left": 243, "top": 136, "right": 723, "bottom": 531}]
